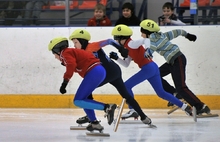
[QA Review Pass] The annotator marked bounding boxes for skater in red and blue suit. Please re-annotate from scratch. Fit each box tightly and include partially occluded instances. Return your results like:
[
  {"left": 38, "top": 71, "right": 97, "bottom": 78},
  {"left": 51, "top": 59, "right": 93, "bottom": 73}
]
[{"left": 48, "top": 37, "right": 116, "bottom": 133}]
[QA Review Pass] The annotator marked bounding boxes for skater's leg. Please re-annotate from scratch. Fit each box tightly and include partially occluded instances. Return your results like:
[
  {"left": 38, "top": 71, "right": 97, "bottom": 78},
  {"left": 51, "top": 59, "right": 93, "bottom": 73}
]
[
  {"left": 73, "top": 66, "right": 106, "bottom": 122},
  {"left": 159, "top": 63, "right": 177, "bottom": 94},
  {"left": 147, "top": 62, "right": 184, "bottom": 108},
  {"left": 124, "top": 64, "right": 153, "bottom": 109},
  {"left": 171, "top": 54, "right": 209, "bottom": 113},
  {"left": 110, "top": 77, "right": 150, "bottom": 122},
  {"left": 159, "top": 63, "right": 183, "bottom": 106},
  {"left": 74, "top": 66, "right": 117, "bottom": 124}
]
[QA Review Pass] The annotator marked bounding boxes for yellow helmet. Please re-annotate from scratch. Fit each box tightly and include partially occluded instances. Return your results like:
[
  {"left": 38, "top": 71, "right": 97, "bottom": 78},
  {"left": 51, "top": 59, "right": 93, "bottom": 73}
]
[
  {"left": 48, "top": 37, "right": 68, "bottom": 54},
  {"left": 111, "top": 24, "right": 133, "bottom": 36},
  {"left": 140, "top": 19, "right": 160, "bottom": 32},
  {"left": 69, "top": 29, "right": 91, "bottom": 41},
  {"left": 111, "top": 24, "right": 133, "bottom": 40}
]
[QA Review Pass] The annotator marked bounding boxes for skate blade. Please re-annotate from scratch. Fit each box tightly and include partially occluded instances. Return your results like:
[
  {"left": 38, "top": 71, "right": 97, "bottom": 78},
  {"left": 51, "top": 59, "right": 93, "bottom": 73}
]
[
  {"left": 86, "top": 132, "right": 110, "bottom": 137},
  {"left": 193, "top": 106, "right": 197, "bottom": 122},
  {"left": 70, "top": 126, "right": 86, "bottom": 130},
  {"left": 197, "top": 113, "right": 219, "bottom": 118},
  {"left": 120, "top": 120, "right": 142, "bottom": 124},
  {"left": 121, "top": 116, "right": 139, "bottom": 120},
  {"left": 167, "top": 106, "right": 179, "bottom": 115},
  {"left": 148, "top": 124, "right": 157, "bottom": 128}
]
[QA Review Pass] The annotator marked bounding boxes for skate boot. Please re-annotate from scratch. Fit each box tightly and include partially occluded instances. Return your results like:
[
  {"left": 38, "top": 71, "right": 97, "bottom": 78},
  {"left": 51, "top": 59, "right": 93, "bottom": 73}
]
[
  {"left": 76, "top": 115, "right": 90, "bottom": 124},
  {"left": 121, "top": 109, "right": 139, "bottom": 120},
  {"left": 141, "top": 116, "right": 152, "bottom": 125},
  {"left": 181, "top": 104, "right": 192, "bottom": 116},
  {"left": 197, "top": 105, "right": 210, "bottom": 115},
  {"left": 86, "top": 120, "right": 104, "bottom": 133},
  {"left": 104, "top": 104, "right": 117, "bottom": 125}
]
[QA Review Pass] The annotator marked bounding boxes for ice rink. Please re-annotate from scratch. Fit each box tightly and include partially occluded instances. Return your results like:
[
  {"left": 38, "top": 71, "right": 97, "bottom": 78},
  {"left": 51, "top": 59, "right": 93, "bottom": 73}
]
[{"left": 0, "top": 108, "right": 219, "bottom": 142}]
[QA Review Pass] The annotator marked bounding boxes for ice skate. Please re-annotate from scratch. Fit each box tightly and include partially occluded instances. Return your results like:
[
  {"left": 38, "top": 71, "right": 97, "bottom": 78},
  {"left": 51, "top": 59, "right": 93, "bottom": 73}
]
[
  {"left": 121, "top": 109, "right": 139, "bottom": 120},
  {"left": 167, "top": 100, "right": 187, "bottom": 115},
  {"left": 70, "top": 115, "right": 90, "bottom": 130},
  {"left": 76, "top": 115, "right": 90, "bottom": 124},
  {"left": 86, "top": 121, "right": 110, "bottom": 137},
  {"left": 196, "top": 105, "right": 219, "bottom": 118},
  {"left": 104, "top": 104, "right": 117, "bottom": 125},
  {"left": 197, "top": 105, "right": 210, "bottom": 115},
  {"left": 182, "top": 104, "right": 193, "bottom": 116},
  {"left": 141, "top": 116, "right": 151, "bottom": 125},
  {"left": 86, "top": 120, "right": 104, "bottom": 132},
  {"left": 141, "top": 116, "right": 157, "bottom": 128}
]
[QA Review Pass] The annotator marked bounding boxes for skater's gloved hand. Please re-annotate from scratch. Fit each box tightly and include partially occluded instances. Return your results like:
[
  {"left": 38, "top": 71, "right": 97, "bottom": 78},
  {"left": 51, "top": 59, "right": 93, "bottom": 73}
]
[
  {"left": 102, "top": 39, "right": 128, "bottom": 58},
  {"left": 109, "top": 52, "right": 118, "bottom": 60},
  {"left": 118, "top": 47, "right": 129, "bottom": 58},
  {"left": 185, "top": 33, "right": 197, "bottom": 41},
  {"left": 59, "top": 79, "right": 68, "bottom": 94},
  {"left": 144, "top": 48, "right": 153, "bottom": 60}
]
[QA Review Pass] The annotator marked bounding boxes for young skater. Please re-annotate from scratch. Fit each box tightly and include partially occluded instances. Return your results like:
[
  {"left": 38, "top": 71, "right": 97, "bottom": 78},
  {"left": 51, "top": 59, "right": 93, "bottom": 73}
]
[
  {"left": 69, "top": 29, "right": 152, "bottom": 124},
  {"left": 110, "top": 24, "right": 193, "bottom": 118},
  {"left": 140, "top": 19, "right": 211, "bottom": 115},
  {"left": 48, "top": 37, "right": 117, "bottom": 132}
]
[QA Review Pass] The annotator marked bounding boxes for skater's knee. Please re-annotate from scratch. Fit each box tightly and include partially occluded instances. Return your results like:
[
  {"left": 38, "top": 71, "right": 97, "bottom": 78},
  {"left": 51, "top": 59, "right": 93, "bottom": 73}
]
[
  {"left": 156, "top": 91, "right": 167, "bottom": 99},
  {"left": 74, "top": 100, "right": 84, "bottom": 108},
  {"left": 124, "top": 82, "right": 132, "bottom": 90}
]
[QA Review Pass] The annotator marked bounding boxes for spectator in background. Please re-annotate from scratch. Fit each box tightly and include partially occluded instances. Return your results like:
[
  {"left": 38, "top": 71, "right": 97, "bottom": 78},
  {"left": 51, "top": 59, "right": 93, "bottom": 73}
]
[
  {"left": 23, "top": 0, "right": 48, "bottom": 25},
  {"left": 158, "top": 2, "right": 186, "bottom": 26},
  {"left": 87, "top": 3, "right": 112, "bottom": 26},
  {"left": 0, "top": 1, "right": 25, "bottom": 26},
  {"left": 115, "top": 2, "right": 140, "bottom": 26}
]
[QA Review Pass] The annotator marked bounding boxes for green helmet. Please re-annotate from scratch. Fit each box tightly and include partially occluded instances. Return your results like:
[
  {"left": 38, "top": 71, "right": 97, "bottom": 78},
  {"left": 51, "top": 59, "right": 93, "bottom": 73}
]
[
  {"left": 69, "top": 29, "right": 91, "bottom": 41},
  {"left": 140, "top": 19, "right": 160, "bottom": 32},
  {"left": 48, "top": 37, "right": 68, "bottom": 54}
]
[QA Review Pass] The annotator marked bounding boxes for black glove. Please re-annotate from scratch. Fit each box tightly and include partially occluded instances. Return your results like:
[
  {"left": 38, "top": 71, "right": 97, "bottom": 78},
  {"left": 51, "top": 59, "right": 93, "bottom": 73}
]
[
  {"left": 111, "top": 41, "right": 129, "bottom": 58},
  {"left": 118, "top": 47, "right": 129, "bottom": 58},
  {"left": 59, "top": 79, "right": 68, "bottom": 94},
  {"left": 185, "top": 33, "right": 197, "bottom": 41},
  {"left": 109, "top": 52, "right": 118, "bottom": 60}
]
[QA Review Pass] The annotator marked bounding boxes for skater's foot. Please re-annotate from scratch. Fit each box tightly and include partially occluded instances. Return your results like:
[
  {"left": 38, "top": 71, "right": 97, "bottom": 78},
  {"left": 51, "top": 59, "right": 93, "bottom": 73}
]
[
  {"left": 104, "top": 104, "right": 117, "bottom": 125},
  {"left": 181, "top": 104, "right": 192, "bottom": 116},
  {"left": 76, "top": 115, "right": 90, "bottom": 124},
  {"left": 121, "top": 109, "right": 139, "bottom": 119},
  {"left": 86, "top": 120, "right": 104, "bottom": 132},
  {"left": 141, "top": 116, "right": 152, "bottom": 125},
  {"left": 197, "top": 105, "right": 210, "bottom": 115}
]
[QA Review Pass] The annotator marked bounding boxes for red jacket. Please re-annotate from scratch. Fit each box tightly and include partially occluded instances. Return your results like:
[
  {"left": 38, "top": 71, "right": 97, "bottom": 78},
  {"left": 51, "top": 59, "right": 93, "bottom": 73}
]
[
  {"left": 60, "top": 48, "right": 100, "bottom": 80},
  {"left": 87, "top": 16, "right": 112, "bottom": 26}
]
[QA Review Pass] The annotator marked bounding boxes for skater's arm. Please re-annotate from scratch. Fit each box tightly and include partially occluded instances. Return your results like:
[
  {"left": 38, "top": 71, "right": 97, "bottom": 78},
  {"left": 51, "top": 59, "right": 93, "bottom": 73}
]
[
  {"left": 98, "top": 39, "right": 128, "bottom": 58},
  {"left": 128, "top": 39, "right": 147, "bottom": 49},
  {"left": 117, "top": 56, "right": 132, "bottom": 67},
  {"left": 164, "top": 29, "right": 187, "bottom": 40},
  {"left": 109, "top": 51, "right": 132, "bottom": 67}
]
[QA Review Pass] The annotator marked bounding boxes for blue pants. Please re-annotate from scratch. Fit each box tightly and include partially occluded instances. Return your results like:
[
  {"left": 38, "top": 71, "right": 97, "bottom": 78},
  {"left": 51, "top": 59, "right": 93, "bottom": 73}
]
[
  {"left": 73, "top": 65, "right": 106, "bottom": 122},
  {"left": 125, "top": 62, "right": 183, "bottom": 109}
]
